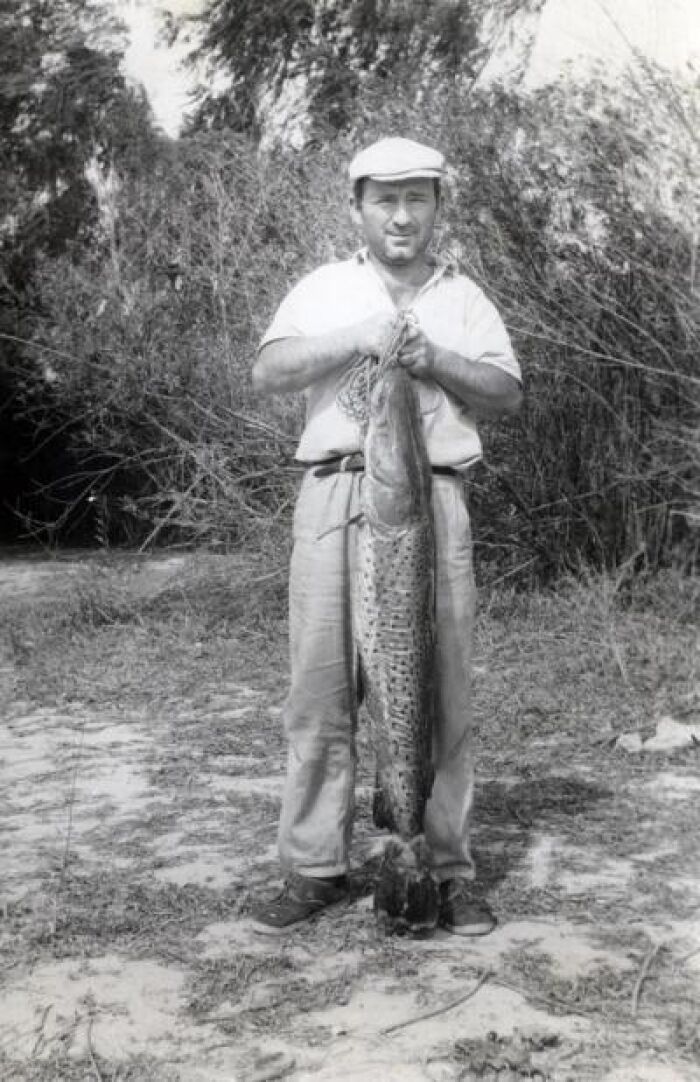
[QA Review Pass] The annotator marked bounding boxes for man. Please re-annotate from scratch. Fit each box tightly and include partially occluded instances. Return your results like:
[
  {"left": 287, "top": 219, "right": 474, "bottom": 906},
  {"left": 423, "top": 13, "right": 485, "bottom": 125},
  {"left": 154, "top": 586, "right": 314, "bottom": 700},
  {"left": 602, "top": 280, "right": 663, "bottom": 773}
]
[{"left": 251, "top": 137, "right": 522, "bottom": 936}]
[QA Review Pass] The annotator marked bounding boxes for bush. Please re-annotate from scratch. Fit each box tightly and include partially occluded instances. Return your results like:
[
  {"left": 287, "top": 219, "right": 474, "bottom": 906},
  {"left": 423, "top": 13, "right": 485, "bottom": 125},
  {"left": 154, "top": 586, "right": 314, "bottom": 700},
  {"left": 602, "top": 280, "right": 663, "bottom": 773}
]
[
  {"left": 15, "top": 135, "right": 317, "bottom": 546},
  {"left": 348, "top": 66, "right": 699, "bottom": 577},
  {"left": 14, "top": 68, "right": 699, "bottom": 577}
]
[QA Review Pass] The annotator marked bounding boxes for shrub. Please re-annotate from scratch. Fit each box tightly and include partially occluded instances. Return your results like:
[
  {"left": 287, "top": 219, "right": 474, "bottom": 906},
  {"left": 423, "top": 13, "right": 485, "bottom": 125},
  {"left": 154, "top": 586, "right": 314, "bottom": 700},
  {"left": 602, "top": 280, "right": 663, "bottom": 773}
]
[
  {"left": 348, "top": 66, "right": 699, "bottom": 577},
  {"left": 15, "top": 68, "right": 699, "bottom": 578},
  {"left": 15, "top": 135, "right": 316, "bottom": 546}
]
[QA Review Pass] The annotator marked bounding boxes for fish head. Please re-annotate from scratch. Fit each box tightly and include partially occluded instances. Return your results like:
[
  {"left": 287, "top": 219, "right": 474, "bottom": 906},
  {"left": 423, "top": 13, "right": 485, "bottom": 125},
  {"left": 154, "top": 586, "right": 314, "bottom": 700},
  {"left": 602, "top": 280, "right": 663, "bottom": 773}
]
[
  {"left": 373, "top": 835, "right": 439, "bottom": 937},
  {"left": 364, "top": 366, "right": 431, "bottom": 526}
]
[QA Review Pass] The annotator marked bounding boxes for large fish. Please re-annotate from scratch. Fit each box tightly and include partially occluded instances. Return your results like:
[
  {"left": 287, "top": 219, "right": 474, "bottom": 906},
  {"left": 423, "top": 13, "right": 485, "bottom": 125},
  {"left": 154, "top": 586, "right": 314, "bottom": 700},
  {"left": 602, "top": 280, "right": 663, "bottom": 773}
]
[{"left": 352, "top": 322, "right": 439, "bottom": 935}]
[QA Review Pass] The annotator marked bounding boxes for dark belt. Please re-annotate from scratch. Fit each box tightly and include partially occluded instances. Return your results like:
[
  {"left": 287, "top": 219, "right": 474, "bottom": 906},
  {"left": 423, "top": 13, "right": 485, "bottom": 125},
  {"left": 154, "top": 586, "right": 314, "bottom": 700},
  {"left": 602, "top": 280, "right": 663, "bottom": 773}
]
[{"left": 308, "top": 453, "right": 460, "bottom": 478}]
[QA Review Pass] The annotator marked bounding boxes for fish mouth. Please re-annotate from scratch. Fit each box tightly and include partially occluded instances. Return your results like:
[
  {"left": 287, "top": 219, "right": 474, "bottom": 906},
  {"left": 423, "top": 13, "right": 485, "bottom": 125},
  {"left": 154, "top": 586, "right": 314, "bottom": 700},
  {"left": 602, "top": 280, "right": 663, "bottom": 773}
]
[
  {"left": 375, "top": 913, "right": 437, "bottom": 938},
  {"left": 373, "top": 836, "right": 440, "bottom": 937}
]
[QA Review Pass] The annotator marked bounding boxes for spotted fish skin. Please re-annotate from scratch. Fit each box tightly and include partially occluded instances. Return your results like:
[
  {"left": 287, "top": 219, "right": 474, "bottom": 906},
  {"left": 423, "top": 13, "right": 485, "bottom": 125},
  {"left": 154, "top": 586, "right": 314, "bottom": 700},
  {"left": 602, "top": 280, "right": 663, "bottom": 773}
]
[
  {"left": 353, "top": 360, "right": 438, "bottom": 934},
  {"left": 355, "top": 507, "right": 434, "bottom": 837}
]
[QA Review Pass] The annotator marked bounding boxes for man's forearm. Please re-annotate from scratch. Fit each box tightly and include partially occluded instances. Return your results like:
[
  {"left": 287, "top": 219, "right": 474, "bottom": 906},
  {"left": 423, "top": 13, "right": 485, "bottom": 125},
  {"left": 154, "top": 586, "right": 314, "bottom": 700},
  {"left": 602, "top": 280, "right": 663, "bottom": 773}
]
[
  {"left": 252, "top": 311, "right": 399, "bottom": 395},
  {"left": 430, "top": 346, "right": 522, "bottom": 417},
  {"left": 252, "top": 330, "right": 361, "bottom": 395}
]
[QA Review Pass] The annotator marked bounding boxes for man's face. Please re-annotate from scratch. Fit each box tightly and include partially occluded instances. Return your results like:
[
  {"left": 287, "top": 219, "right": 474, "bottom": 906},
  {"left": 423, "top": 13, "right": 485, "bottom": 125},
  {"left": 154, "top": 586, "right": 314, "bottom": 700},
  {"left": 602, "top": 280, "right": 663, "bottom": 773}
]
[{"left": 351, "top": 178, "right": 438, "bottom": 268}]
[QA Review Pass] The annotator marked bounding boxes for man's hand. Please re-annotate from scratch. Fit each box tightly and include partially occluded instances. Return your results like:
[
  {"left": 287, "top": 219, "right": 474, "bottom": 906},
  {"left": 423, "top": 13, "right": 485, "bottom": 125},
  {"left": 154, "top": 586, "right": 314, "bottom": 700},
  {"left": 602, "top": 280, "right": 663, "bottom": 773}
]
[
  {"left": 396, "top": 323, "right": 436, "bottom": 379},
  {"left": 253, "top": 311, "right": 401, "bottom": 395},
  {"left": 394, "top": 320, "right": 522, "bottom": 415},
  {"left": 353, "top": 312, "right": 401, "bottom": 358}
]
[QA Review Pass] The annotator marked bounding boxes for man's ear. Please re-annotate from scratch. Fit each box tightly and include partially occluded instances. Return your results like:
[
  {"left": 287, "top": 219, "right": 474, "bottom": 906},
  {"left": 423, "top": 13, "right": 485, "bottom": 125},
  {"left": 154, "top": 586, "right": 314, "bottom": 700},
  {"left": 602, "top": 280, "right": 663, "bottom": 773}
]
[{"left": 349, "top": 194, "right": 362, "bottom": 227}]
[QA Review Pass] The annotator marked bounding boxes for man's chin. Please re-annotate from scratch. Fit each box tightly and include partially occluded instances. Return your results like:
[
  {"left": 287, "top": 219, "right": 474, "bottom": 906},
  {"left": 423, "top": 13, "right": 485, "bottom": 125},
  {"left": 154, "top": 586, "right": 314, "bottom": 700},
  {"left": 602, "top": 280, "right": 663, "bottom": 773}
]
[
  {"left": 367, "top": 241, "right": 428, "bottom": 267},
  {"left": 382, "top": 246, "right": 416, "bottom": 265}
]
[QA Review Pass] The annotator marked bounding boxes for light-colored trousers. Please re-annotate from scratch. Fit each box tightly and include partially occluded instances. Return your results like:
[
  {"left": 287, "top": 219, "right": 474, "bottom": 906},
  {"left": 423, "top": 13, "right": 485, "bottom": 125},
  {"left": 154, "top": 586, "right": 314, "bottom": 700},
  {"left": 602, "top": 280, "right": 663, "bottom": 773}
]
[{"left": 278, "top": 469, "right": 476, "bottom": 883}]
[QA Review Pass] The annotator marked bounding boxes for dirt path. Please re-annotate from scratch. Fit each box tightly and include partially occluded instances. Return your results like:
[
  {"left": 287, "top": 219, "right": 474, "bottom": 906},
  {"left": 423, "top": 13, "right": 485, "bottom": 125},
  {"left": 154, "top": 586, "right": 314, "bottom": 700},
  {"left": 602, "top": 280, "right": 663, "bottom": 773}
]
[{"left": 1, "top": 555, "right": 699, "bottom": 1081}]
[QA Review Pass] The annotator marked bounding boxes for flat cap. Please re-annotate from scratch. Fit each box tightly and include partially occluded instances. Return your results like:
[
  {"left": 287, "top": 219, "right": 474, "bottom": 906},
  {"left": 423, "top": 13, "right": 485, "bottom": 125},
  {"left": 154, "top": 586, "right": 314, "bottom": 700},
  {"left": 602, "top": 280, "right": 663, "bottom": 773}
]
[{"left": 348, "top": 137, "right": 446, "bottom": 182}]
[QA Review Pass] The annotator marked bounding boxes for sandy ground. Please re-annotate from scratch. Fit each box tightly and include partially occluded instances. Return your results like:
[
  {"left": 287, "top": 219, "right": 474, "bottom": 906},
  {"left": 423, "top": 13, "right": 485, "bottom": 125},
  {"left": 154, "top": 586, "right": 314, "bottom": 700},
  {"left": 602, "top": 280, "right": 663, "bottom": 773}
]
[{"left": 1, "top": 555, "right": 699, "bottom": 1081}]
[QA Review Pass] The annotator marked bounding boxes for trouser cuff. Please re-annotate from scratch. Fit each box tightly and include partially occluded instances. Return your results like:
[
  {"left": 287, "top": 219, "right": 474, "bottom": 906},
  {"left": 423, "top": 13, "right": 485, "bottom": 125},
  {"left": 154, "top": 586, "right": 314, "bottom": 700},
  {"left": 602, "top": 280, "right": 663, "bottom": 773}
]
[
  {"left": 285, "top": 862, "right": 348, "bottom": 879},
  {"left": 431, "top": 863, "right": 476, "bottom": 884}
]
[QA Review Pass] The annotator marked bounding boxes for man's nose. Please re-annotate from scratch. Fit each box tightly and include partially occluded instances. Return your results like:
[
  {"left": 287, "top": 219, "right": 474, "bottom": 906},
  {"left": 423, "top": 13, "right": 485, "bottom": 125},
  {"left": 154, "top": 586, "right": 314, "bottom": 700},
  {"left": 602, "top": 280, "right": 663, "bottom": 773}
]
[{"left": 392, "top": 200, "right": 411, "bottom": 226}]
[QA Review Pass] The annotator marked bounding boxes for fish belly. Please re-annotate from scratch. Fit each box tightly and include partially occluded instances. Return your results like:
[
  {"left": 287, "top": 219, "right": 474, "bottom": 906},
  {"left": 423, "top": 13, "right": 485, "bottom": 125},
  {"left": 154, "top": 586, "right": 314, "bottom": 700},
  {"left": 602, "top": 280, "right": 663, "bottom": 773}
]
[{"left": 354, "top": 518, "right": 435, "bottom": 839}]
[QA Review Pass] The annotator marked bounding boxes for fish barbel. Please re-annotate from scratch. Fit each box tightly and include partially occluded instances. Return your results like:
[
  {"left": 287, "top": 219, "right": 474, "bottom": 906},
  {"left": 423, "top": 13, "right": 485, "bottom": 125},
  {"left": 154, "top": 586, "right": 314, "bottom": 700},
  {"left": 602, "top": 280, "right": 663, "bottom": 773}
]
[{"left": 353, "top": 318, "right": 439, "bottom": 935}]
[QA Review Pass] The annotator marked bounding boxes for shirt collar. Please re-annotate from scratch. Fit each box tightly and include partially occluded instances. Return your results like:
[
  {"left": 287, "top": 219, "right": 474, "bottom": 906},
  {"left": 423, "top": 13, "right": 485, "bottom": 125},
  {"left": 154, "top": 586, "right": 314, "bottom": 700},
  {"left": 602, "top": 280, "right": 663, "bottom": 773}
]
[{"left": 353, "top": 247, "right": 458, "bottom": 281}]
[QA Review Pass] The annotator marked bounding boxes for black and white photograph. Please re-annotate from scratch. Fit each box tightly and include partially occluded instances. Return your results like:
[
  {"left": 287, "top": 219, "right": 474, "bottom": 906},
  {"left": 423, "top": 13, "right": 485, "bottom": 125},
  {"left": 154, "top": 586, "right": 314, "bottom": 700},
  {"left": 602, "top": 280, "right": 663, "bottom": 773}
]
[{"left": 1, "top": 1, "right": 698, "bottom": 1079}]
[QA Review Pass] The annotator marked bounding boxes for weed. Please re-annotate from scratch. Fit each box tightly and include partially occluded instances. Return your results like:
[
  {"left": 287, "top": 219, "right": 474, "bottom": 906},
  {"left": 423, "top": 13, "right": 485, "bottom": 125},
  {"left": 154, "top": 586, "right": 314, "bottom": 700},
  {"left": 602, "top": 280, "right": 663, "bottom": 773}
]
[{"left": 2, "top": 559, "right": 699, "bottom": 1079}]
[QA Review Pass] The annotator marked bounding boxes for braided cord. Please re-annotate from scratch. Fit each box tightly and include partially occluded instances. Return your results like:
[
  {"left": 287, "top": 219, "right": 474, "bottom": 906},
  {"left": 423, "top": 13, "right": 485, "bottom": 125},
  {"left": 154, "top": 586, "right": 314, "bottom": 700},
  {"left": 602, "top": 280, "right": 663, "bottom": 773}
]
[{"left": 336, "top": 311, "right": 416, "bottom": 424}]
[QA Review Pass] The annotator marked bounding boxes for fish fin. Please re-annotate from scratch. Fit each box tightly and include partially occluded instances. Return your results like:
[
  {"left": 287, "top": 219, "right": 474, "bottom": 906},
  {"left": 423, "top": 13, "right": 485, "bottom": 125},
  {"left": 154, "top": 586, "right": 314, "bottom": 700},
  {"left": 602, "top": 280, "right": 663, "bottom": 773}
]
[
  {"left": 354, "top": 651, "right": 364, "bottom": 707},
  {"left": 425, "top": 761, "right": 435, "bottom": 802},
  {"left": 316, "top": 512, "right": 364, "bottom": 541}
]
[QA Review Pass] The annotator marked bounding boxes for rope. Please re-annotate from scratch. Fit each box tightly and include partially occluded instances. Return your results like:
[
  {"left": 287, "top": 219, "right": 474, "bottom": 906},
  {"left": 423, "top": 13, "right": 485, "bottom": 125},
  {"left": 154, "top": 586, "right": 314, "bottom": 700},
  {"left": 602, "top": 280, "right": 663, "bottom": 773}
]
[{"left": 336, "top": 311, "right": 416, "bottom": 424}]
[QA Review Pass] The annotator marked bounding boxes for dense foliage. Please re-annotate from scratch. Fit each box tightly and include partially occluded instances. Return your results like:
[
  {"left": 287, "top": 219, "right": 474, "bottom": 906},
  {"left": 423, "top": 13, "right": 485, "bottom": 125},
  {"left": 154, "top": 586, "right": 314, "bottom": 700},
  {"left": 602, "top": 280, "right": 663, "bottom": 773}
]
[
  {"left": 0, "top": 0, "right": 158, "bottom": 535},
  {"left": 13, "top": 66, "right": 699, "bottom": 575},
  {"left": 15, "top": 136, "right": 311, "bottom": 545},
  {"left": 1, "top": 1, "right": 697, "bottom": 577},
  {"left": 0, "top": 1, "right": 154, "bottom": 263},
  {"left": 187, "top": 0, "right": 543, "bottom": 138}
]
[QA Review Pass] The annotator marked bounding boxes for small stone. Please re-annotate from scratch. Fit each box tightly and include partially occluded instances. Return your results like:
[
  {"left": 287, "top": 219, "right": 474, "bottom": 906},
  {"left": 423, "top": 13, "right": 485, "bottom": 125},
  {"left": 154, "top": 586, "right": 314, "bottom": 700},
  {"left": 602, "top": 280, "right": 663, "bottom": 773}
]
[
  {"left": 644, "top": 716, "right": 700, "bottom": 751},
  {"left": 617, "top": 732, "right": 644, "bottom": 753}
]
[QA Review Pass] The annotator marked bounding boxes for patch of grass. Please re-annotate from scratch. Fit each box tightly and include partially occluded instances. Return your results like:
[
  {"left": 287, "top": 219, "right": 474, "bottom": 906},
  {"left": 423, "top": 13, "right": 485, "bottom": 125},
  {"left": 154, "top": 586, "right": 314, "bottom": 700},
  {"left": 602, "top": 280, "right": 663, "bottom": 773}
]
[
  {"left": 3, "top": 557, "right": 699, "bottom": 1079},
  {"left": 0, "top": 1053, "right": 182, "bottom": 1081},
  {"left": 1, "top": 873, "right": 238, "bottom": 970},
  {"left": 193, "top": 970, "right": 358, "bottom": 1039},
  {"left": 501, "top": 944, "right": 632, "bottom": 1020},
  {"left": 453, "top": 1030, "right": 581, "bottom": 1081},
  {"left": 1, "top": 553, "right": 288, "bottom": 707},
  {"left": 474, "top": 566, "right": 699, "bottom": 773},
  {"left": 150, "top": 697, "right": 285, "bottom": 782},
  {"left": 673, "top": 1014, "right": 700, "bottom": 1064},
  {"left": 187, "top": 953, "right": 295, "bottom": 1017}
]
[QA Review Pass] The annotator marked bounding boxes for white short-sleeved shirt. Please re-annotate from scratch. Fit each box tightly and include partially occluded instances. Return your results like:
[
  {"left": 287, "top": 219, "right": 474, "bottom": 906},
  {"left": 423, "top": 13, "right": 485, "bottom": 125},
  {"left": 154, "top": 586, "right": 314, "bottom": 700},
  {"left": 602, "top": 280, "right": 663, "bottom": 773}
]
[{"left": 259, "top": 250, "right": 521, "bottom": 470}]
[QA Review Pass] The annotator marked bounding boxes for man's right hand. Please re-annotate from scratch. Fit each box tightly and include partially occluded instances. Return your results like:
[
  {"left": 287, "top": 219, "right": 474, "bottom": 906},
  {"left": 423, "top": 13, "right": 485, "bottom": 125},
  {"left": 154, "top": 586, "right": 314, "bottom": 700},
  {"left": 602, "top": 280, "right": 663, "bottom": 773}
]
[
  {"left": 352, "top": 312, "right": 401, "bottom": 359},
  {"left": 253, "top": 312, "right": 401, "bottom": 396}
]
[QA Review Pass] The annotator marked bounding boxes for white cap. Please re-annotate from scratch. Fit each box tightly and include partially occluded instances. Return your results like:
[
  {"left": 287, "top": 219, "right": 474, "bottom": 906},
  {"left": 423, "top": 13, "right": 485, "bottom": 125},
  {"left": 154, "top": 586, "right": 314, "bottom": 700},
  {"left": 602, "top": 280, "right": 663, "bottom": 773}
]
[{"left": 348, "top": 137, "right": 446, "bottom": 183}]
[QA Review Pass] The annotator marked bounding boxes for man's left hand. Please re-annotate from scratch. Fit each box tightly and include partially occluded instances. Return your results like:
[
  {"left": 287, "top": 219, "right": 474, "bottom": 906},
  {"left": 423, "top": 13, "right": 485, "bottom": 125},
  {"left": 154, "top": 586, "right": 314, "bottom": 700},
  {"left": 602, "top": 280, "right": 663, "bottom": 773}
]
[{"left": 397, "top": 324, "right": 436, "bottom": 379}]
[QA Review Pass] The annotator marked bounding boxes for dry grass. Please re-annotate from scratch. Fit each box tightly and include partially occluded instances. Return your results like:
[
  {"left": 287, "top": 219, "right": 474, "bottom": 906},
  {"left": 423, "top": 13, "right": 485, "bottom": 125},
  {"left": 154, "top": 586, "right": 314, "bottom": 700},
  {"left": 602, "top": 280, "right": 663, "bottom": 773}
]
[
  {"left": 0, "top": 1056, "right": 178, "bottom": 1082},
  {"left": 1, "top": 556, "right": 699, "bottom": 1080},
  {"left": 0, "top": 552, "right": 289, "bottom": 708}
]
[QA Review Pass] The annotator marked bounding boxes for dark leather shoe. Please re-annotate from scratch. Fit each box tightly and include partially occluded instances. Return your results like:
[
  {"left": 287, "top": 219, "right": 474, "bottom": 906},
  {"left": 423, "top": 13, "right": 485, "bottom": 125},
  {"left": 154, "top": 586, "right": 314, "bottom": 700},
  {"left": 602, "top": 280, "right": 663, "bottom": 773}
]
[
  {"left": 251, "top": 873, "right": 348, "bottom": 936},
  {"left": 438, "top": 879, "right": 496, "bottom": 936}
]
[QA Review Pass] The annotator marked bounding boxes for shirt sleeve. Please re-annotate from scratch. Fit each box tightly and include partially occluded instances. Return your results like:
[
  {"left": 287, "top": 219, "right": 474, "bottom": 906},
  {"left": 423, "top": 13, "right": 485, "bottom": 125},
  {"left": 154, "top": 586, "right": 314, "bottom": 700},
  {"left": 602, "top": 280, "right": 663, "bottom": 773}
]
[
  {"left": 463, "top": 284, "right": 521, "bottom": 384},
  {"left": 258, "top": 270, "right": 320, "bottom": 349}
]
